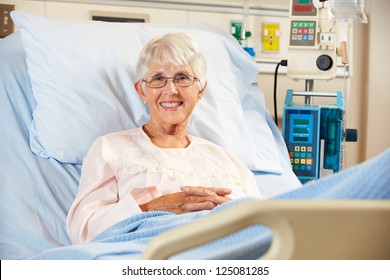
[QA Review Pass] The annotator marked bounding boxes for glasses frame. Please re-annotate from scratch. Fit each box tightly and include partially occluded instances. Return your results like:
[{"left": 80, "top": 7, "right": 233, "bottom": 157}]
[{"left": 142, "top": 73, "right": 199, "bottom": 89}]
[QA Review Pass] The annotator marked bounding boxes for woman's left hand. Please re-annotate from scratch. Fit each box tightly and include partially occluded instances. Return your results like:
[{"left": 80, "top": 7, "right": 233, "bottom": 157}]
[
  {"left": 139, "top": 186, "right": 232, "bottom": 214},
  {"left": 180, "top": 186, "right": 232, "bottom": 211}
]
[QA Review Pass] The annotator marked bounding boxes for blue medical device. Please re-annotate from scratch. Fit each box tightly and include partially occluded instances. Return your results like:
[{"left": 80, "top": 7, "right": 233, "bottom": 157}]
[{"left": 282, "top": 90, "right": 347, "bottom": 184}]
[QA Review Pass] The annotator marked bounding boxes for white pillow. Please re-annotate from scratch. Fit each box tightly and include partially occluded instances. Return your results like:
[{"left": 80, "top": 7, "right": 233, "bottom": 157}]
[{"left": 11, "top": 11, "right": 283, "bottom": 173}]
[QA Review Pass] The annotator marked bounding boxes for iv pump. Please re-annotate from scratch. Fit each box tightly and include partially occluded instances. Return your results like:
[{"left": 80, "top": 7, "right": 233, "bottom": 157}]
[{"left": 282, "top": 0, "right": 358, "bottom": 184}]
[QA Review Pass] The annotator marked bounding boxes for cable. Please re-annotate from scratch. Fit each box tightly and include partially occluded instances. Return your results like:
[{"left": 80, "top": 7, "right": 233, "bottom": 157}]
[{"left": 273, "top": 59, "right": 287, "bottom": 127}]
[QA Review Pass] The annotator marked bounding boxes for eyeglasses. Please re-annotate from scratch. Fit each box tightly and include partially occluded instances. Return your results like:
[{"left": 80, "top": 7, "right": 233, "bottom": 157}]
[{"left": 142, "top": 73, "right": 198, "bottom": 88}]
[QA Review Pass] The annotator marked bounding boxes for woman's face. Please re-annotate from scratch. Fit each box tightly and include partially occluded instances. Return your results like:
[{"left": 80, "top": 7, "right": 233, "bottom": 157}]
[{"left": 136, "top": 62, "right": 206, "bottom": 127}]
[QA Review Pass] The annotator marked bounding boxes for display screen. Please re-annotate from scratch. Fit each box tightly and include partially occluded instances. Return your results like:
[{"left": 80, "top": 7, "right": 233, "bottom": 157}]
[
  {"left": 293, "top": 127, "right": 309, "bottom": 134},
  {"left": 294, "top": 119, "right": 310, "bottom": 125},
  {"left": 293, "top": 136, "right": 309, "bottom": 142},
  {"left": 291, "top": 0, "right": 316, "bottom": 16},
  {"left": 289, "top": 112, "right": 314, "bottom": 144}
]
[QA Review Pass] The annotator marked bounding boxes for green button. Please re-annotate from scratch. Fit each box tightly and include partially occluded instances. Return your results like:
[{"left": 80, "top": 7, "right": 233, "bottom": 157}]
[{"left": 301, "top": 152, "right": 306, "bottom": 158}]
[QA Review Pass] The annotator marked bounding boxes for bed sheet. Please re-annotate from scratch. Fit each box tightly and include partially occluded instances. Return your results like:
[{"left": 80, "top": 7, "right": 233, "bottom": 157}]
[{"left": 0, "top": 33, "right": 80, "bottom": 259}]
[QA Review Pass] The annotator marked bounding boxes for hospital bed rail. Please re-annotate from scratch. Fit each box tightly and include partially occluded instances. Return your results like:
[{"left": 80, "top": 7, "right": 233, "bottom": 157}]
[{"left": 142, "top": 200, "right": 390, "bottom": 260}]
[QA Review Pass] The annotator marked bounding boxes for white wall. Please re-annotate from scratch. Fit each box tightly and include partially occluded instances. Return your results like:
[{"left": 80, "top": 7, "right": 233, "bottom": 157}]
[{"left": 2, "top": 0, "right": 388, "bottom": 166}]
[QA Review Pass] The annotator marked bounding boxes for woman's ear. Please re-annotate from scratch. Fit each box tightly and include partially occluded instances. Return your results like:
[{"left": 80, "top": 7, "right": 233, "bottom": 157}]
[
  {"left": 135, "top": 81, "right": 147, "bottom": 103},
  {"left": 198, "top": 81, "right": 207, "bottom": 100}
]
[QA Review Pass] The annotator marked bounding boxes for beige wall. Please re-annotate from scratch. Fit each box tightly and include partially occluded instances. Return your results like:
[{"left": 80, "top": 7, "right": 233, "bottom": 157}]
[
  {"left": 363, "top": 0, "right": 390, "bottom": 160},
  {"left": 2, "top": 0, "right": 389, "bottom": 166}
]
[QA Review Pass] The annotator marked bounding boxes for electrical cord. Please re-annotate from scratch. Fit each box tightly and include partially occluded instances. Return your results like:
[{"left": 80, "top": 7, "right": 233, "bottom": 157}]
[{"left": 273, "top": 59, "right": 288, "bottom": 127}]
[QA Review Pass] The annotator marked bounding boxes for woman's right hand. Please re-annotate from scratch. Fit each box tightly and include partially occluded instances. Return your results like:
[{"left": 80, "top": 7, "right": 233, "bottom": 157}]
[{"left": 139, "top": 186, "right": 232, "bottom": 214}]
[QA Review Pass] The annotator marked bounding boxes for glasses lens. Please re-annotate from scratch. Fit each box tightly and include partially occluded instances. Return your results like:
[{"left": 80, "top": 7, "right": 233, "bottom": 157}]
[
  {"left": 146, "top": 75, "right": 166, "bottom": 88},
  {"left": 174, "top": 74, "right": 194, "bottom": 87},
  {"left": 144, "top": 74, "right": 196, "bottom": 88}
]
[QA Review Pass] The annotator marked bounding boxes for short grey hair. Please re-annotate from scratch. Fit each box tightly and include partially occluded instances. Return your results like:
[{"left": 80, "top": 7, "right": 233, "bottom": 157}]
[{"left": 135, "top": 32, "right": 207, "bottom": 90}]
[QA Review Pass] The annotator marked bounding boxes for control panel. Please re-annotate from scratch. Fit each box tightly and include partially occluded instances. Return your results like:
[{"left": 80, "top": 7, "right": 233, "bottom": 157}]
[
  {"left": 287, "top": 0, "right": 337, "bottom": 80},
  {"left": 283, "top": 107, "right": 320, "bottom": 181},
  {"left": 289, "top": 20, "right": 316, "bottom": 47}
]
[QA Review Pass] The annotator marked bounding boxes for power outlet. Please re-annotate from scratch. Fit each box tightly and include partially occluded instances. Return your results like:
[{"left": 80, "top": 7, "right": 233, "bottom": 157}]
[
  {"left": 0, "top": 4, "right": 15, "bottom": 38},
  {"left": 262, "top": 23, "right": 280, "bottom": 53}
]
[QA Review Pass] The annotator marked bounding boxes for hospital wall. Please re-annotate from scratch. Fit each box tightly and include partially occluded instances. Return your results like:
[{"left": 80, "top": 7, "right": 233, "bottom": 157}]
[{"left": 1, "top": 0, "right": 389, "bottom": 168}]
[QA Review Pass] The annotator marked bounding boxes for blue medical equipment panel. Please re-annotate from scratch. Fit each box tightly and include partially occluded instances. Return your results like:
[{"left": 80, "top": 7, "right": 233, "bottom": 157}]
[
  {"left": 282, "top": 90, "right": 346, "bottom": 184},
  {"left": 283, "top": 107, "right": 320, "bottom": 182}
]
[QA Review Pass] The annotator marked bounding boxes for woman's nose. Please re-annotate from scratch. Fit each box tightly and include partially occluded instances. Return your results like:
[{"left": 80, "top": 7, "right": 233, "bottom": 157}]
[{"left": 163, "top": 78, "right": 178, "bottom": 93}]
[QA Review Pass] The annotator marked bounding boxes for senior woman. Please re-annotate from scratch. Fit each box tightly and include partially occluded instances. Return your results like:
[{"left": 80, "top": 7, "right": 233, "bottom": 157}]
[{"left": 67, "top": 33, "right": 262, "bottom": 244}]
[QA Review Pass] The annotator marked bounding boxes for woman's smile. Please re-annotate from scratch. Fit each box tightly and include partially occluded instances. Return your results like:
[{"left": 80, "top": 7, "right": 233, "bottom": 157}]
[{"left": 159, "top": 101, "right": 183, "bottom": 110}]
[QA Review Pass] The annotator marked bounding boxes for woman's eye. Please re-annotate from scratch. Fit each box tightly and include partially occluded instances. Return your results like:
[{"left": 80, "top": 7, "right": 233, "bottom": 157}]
[
  {"left": 175, "top": 74, "right": 189, "bottom": 81},
  {"left": 152, "top": 75, "right": 165, "bottom": 82}
]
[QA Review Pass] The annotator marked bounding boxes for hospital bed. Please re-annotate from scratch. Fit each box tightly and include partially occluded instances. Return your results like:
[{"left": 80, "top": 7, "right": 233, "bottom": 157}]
[{"left": 1, "top": 12, "right": 389, "bottom": 260}]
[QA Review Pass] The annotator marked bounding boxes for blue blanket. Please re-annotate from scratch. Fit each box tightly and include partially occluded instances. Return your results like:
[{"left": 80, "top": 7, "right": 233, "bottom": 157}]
[
  {"left": 28, "top": 149, "right": 390, "bottom": 260},
  {"left": 28, "top": 198, "right": 271, "bottom": 260}
]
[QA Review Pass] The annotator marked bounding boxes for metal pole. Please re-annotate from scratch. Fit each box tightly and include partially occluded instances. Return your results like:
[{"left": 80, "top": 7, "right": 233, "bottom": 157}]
[{"left": 305, "top": 79, "right": 314, "bottom": 104}]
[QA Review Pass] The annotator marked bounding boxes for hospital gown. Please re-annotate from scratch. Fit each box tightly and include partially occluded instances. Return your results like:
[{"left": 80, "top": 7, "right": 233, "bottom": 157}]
[{"left": 67, "top": 127, "right": 262, "bottom": 244}]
